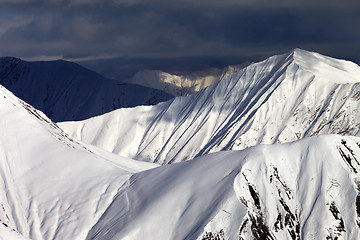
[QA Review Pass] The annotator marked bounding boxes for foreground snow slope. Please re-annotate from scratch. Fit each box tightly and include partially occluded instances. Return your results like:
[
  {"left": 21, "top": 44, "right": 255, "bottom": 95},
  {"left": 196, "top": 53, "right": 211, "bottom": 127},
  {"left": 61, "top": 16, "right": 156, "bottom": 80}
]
[
  {"left": 0, "top": 57, "right": 172, "bottom": 122},
  {"left": 0, "top": 84, "right": 157, "bottom": 240},
  {"left": 87, "top": 134, "right": 360, "bottom": 240},
  {"left": 60, "top": 49, "right": 360, "bottom": 164}
]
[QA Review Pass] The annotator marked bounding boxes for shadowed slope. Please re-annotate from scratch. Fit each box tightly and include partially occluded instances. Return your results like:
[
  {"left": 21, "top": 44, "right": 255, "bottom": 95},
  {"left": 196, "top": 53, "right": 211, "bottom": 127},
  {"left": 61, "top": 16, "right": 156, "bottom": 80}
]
[{"left": 0, "top": 57, "right": 173, "bottom": 122}]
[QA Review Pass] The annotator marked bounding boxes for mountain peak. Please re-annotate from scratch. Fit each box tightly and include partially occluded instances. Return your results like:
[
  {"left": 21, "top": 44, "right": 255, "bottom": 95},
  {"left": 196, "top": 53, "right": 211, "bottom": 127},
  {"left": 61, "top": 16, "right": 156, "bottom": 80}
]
[
  {"left": 286, "top": 48, "right": 360, "bottom": 84},
  {"left": 0, "top": 56, "right": 21, "bottom": 61},
  {"left": 0, "top": 56, "right": 21, "bottom": 68}
]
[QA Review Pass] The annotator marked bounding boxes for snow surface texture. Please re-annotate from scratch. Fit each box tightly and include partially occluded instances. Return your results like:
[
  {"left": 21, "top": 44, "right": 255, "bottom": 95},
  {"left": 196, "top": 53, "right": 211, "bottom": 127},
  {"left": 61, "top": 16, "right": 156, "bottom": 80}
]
[
  {"left": 60, "top": 49, "right": 360, "bottom": 165},
  {"left": 0, "top": 224, "right": 31, "bottom": 240},
  {"left": 0, "top": 57, "right": 173, "bottom": 122},
  {"left": 0, "top": 84, "right": 157, "bottom": 240},
  {"left": 130, "top": 64, "right": 244, "bottom": 96}
]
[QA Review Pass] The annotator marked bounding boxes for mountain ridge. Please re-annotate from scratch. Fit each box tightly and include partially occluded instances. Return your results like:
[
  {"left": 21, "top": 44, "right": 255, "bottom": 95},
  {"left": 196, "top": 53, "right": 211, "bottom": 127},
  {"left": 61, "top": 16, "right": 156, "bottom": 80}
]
[{"left": 59, "top": 49, "right": 360, "bottom": 164}]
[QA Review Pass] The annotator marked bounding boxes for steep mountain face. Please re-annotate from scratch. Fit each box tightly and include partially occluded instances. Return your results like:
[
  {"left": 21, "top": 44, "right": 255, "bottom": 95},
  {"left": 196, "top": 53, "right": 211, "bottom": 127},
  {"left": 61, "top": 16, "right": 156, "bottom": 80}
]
[
  {"left": 86, "top": 134, "right": 360, "bottom": 240},
  {"left": 130, "top": 64, "right": 244, "bottom": 96},
  {"left": 0, "top": 84, "right": 157, "bottom": 240},
  {"left": 0, "top": 57, "right": 173, "bottom": 122},
  {"left": 59, "top": 49, "right": 360, "bottom": 164}
]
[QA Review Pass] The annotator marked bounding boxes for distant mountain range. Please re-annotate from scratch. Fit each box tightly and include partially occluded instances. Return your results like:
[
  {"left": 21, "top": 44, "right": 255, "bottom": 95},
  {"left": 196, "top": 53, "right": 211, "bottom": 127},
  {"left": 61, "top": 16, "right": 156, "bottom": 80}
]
[
  {"left": 0, "top": 57, "right": 173, "bottom": 122},
  {"left": 60, "top": 49, "right": 360, "bottom": 164}
]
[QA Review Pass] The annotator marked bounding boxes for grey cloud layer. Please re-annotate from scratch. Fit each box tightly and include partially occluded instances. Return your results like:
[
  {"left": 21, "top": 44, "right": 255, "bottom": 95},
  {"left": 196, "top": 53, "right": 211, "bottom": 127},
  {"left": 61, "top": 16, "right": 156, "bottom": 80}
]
[{"left": 0, "top": 0, "right": 359, "bottom": 65}]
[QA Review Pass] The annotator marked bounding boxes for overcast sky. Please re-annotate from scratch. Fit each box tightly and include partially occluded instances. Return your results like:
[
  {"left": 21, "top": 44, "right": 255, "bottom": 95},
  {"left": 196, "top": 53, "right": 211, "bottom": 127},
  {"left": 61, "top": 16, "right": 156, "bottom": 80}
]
[{"left": 0, "top": 0, "right": 359, "bottom": 76}]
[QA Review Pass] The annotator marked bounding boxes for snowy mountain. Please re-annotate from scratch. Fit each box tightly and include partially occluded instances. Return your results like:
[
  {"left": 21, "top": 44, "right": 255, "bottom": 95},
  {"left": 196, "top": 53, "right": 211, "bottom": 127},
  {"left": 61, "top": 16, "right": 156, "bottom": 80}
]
[
  {"left": 0, "top": 57, "right": 173, "bottom": 122},
  {"left": 1, "top": 48, "right": 360, "bottom": 240},
  {"left": 59, "top": 49, "right": 360, "bottom": 164},
  {"left": 0, "top": 84, "right": 157, "bottom": 239},
  {"left": 130, "top": 64, "right": 245, "bottom": 96}
]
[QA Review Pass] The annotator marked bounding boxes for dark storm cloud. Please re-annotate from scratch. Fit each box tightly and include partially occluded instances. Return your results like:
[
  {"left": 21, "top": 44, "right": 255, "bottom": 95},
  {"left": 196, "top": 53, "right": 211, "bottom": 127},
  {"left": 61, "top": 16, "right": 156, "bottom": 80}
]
[{"left": 0, "top": 0, "right": 359, "bottom": 68}]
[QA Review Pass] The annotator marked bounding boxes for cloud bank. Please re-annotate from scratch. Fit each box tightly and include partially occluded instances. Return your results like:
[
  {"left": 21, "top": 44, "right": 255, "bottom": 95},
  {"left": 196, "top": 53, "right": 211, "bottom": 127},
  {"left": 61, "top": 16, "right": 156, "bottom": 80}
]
[{"left": 0, "top": 0, "right": 359, "bottom": 70}]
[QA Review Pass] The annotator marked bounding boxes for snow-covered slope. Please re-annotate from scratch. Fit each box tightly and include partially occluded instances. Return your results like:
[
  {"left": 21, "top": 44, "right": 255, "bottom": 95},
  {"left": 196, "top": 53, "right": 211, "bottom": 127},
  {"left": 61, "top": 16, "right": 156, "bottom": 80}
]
[
  {"left": 0, "top": 57, "right": 173, "bottom": 122},
  {"left": 86, "top": 134, "right": 360, "bottom": 240},
  {"left": 0, "top": 84, "right": 157, "bottom": 240},
  {"left": 130, "top": 64, "right": 244, "bottom": 96},
  {"left": 59, "top": 49, "right": 360, "bottom": 164}
]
